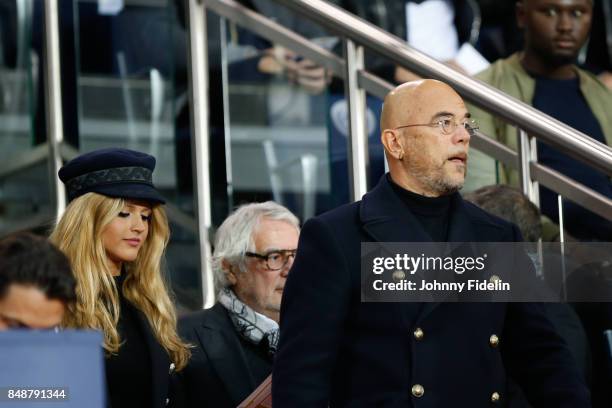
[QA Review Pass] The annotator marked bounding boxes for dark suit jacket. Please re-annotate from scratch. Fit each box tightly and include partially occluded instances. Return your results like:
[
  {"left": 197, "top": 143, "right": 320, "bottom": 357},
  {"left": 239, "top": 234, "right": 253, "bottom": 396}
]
[
  {"left": 178, "top": 303, "right": 273, "bottom": 408},
  {"left": 273, "top": 175, "right": 590, "bottom": 407}
]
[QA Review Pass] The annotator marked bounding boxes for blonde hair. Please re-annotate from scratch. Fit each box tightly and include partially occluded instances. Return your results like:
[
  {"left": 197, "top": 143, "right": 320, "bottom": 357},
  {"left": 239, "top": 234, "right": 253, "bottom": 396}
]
[{"left": 49, "top": 193, "right": 190, "bottom": 370}]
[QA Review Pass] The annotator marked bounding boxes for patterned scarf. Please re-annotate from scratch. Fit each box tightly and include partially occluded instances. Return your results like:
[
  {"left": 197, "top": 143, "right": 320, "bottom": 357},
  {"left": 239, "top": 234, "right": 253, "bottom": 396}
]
[{"left": 218, "top": 288, "right": 279, "bottom": 356}]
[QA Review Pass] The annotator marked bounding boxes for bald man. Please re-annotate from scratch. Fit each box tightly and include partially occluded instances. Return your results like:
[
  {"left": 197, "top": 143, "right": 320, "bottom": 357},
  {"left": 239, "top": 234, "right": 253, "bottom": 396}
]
[{"left": 273, "top": 80, "right": 589, "bottom": 407}]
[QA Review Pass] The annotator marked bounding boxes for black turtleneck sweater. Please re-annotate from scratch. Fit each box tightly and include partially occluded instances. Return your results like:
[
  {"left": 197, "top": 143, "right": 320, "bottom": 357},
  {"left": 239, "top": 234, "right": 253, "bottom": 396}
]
[
  {"left": 387, "top": 174, "right": 453, "bottom": 241},
  {"left": 105, "top": 275, "right": 152, "bottom": 408}
]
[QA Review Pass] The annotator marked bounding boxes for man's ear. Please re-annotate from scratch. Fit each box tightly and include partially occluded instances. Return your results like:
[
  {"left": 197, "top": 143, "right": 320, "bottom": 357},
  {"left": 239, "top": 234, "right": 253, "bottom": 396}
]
[
  {"left": 222, "top": 259, "right": 237, "bottom": 286},
  {"left": 516, "top": 1, "right": 526, "bottom": 30},
  {"left": 381, "top": 129, "right": 405, "bottom": 160}
]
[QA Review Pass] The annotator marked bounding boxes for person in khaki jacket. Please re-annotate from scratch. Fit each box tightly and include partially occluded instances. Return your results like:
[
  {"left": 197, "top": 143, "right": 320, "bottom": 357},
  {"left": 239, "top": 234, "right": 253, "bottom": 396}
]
[{"left": 466, "top": 0, "right": 611, "bottom": 241}]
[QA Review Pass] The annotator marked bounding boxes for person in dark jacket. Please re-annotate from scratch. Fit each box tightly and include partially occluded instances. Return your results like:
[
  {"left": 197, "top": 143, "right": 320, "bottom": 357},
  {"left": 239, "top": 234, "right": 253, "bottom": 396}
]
[
  {"left": 272, "top": 79, "right": 590, "bottom": 407},
  {"left": 464, "top": 184, "right": 593, "bottom": 406},
  {"left": 50, "top": 148, "right": 190, "bottom": 408},
  {"left": 179, "top": 201, "right": 299, "bottom": 408}
]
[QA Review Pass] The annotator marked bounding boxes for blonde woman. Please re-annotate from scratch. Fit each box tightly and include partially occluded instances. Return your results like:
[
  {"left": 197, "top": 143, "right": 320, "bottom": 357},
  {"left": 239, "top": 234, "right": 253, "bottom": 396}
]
[{"left": 50, "top": 148, "right": 189, "bottom": 408}]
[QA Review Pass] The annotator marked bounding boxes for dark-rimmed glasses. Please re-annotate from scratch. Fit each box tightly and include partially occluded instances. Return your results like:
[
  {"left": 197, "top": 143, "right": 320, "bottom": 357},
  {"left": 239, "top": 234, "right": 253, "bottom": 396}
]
[
  {"left": 394, "top": 118, "right": 479, "bottom": 135},
  {"left": 245, "top": 249, "right": 297, "bottom": 270}
]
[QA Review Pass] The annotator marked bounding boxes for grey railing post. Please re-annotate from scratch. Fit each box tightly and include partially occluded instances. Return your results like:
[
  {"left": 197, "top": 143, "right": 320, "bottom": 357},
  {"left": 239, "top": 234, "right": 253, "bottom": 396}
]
[
  {"left": 220, "top": 17, "right": 234, "bottom": 209},
  {"left": 557, "top": 195, "right": 566, "bottom": 243},
  {"left": 557, "top": 195, "right": 567, "bottom": 300},
  {"left": 343, "top": 39, "right": 368, "bottom": 201},
  {"left": 187, "top": 0, "right": 215, "bottom": 308},
  {"left": 529, "top": 133, "right": 540, "bottom": 207},
  {"left": 43, "top": 0, "right": 66, "bottom": 219},
  {"left": 517, "top": 127, "right": 540, "bottom": 206}
]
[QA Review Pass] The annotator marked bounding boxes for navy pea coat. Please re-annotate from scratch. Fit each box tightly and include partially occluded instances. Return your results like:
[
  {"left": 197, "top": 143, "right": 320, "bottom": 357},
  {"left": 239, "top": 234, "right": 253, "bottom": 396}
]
[{"left": 273, "top": 175, "right": 589, "bottom": 407}]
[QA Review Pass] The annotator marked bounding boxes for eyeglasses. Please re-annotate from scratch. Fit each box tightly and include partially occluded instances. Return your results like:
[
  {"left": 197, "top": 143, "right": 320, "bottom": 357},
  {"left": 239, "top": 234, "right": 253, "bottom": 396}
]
[
  {"left": 245, "top": 249, "right": 297, "bottom": 270},
  {"left": 394, "top": 118, "right": 479, "bottom": 136}
]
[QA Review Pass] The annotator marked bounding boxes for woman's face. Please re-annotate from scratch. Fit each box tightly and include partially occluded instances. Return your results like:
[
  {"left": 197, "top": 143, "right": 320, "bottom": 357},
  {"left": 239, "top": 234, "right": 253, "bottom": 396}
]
[{"left": 101, "top": 200, "right": 152, "bottom": 274}]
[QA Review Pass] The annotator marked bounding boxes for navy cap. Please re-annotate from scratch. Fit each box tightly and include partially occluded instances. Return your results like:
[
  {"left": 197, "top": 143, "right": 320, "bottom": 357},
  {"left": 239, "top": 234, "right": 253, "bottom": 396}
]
[{"left": 58, "top": 148, "right": 166, "bottom": 204}]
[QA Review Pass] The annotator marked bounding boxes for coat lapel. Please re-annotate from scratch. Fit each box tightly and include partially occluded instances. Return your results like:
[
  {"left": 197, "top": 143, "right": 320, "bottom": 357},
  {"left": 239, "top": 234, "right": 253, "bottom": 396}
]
[
  {"left": 360, "top": 177, "right": 431, "bottom": 325},
  {"left": 360, "top": 176, "right": 432, "bottom": 243},
  {"left": 361, "top": 176, "right": 483, "bottom": 323},
  {"left": 446, "top": 196, "right": 478, "bottom": 243},
  {"left": 194, "top": 305, "right": 257, "bottom": 406},
  {"left": 134, "top": 310, "right": 170, "bottom": 408},
  {"left": 416, "top": 195, "right": 480, "bottom": 322}
]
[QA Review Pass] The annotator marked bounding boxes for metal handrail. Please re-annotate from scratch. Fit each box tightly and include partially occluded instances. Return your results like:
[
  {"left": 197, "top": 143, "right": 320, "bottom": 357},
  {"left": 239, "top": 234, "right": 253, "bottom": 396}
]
[
  {"left": 201, "top": 0, "right": 612, "bottom": 221},
  {"left": 273, "top": 0, "right": 612, "bottom": 176}
]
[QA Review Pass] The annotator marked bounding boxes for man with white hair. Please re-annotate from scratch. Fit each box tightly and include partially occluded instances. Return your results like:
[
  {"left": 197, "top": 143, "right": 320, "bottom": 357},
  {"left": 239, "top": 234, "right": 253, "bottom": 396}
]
[{"left": 178, "top": 201, "right": 299, "bottom": 408}]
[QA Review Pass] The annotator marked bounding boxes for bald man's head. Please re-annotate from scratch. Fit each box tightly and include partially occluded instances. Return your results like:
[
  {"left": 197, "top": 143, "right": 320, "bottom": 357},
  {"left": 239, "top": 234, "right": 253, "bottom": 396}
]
[
  {"left": 381, "top": 80, "right": 423, "bottom": 132},
  {"left": 380, "top": 80, "right": 465, "bottom": 132},
  {"left": 380, "top": 79, "right": 471, "bottom": 197}
]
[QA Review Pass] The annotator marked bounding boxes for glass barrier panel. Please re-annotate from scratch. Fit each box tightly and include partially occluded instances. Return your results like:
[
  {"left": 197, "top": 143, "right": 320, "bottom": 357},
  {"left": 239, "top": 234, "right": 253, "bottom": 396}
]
[
  {"left": 217, "top": 9, "right": 359, "bottom": 224},
  {"left": 0, "top": 159, "right": 53, "bottom": 235},
  {"left": 72, "top": 0, "right": 199, "bottom": 308},
  {"left": 0, "top": 0, "right": 50, "bottom": 236},
  {"left": 167, "top": 218, "right": 203, "bottom": 313}
]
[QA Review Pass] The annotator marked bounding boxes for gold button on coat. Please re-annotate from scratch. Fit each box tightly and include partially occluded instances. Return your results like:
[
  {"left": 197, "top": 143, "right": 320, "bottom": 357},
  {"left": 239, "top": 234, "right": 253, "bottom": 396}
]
[
  {"left": 393, "top": 270, "right": 406, "bottom": 281},
  {"left": 491, "top": 392, "right": 500, "bottom": 403},
  {"left": 489, "top": 334, "right": 499, "bottom": 347},
  {"left": 411, "top": 384, "right": 424, "bottom": 398},
  {"left": 489, "top": 275, "right": 501, "bottom": 284},
  {"left": 413, "top": 327, "right": 424, "bottom": 341}
]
